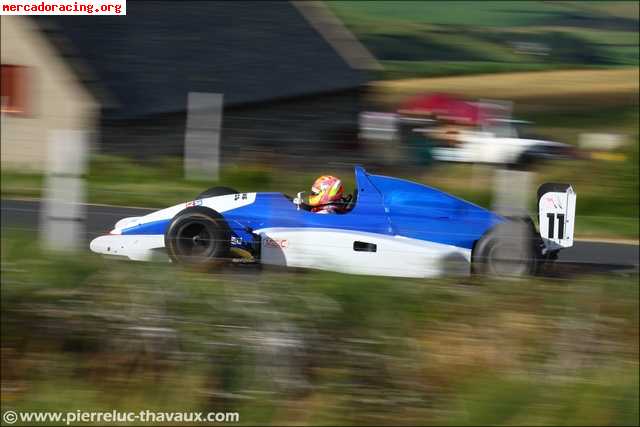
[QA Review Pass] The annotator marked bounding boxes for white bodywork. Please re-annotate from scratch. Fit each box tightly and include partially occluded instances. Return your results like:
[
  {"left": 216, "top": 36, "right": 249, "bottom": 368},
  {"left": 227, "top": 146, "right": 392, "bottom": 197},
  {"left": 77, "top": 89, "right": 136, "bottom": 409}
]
[
  {"left": 90, "top": 193, "right": 257, "bottom": 261},
  {"left": 90, "top": 235, "right": 166, "bottom": 261},
  {"left": 110, "top": 193, "right": 256, "bottom": 233},
  {"left": 432, "top": 131, "right": 566, "bottom": 165},
  {"left": 258, "top": 227, "right": 471, "bottom": 278}
]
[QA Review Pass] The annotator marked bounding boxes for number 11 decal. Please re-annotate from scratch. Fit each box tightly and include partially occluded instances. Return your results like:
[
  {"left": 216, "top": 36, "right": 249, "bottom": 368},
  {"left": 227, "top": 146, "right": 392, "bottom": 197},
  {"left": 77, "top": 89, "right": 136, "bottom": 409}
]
[{"left": 546, "top": 213, "right": 565, "bottom": 239}]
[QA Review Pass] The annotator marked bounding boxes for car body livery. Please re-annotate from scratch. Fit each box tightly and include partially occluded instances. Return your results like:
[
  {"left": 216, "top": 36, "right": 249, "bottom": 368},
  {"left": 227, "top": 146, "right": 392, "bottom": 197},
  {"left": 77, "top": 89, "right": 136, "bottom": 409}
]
[{"left": 90, "top": 167, "right": 576, "bottom": 278}]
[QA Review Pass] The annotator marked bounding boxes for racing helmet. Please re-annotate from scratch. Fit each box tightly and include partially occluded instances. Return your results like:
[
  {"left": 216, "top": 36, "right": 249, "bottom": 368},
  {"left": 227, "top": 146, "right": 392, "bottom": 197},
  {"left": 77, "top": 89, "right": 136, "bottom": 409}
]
[{"left": 309, "top": 175, "right": 344, "bottom": 207}]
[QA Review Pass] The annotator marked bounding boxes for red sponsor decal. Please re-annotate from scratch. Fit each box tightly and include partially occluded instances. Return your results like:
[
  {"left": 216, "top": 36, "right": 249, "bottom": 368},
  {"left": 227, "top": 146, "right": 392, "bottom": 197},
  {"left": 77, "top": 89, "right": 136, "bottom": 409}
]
[{"left": 265, "top": 238, "right": 288, "bottom": 249}]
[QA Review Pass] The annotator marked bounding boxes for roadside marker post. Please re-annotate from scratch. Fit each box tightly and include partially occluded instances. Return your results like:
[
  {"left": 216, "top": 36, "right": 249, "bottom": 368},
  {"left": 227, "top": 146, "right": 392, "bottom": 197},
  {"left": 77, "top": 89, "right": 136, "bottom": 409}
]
[
  {"left": 492, "top": 167, "right": 534, "bottom": 261},
  {"left": 40, "top": 130, "right": 88, "bottom": 251},
  {"left": 184, "top": 92, "right": 223, "bottom": 181}
]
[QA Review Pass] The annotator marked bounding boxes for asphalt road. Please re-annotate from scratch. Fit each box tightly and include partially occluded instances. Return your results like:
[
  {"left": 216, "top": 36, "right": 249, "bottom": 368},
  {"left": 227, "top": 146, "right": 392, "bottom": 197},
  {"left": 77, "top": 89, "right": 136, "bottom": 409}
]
[{"left": 2, "top": 198, "right": 638, "bottom": 274}]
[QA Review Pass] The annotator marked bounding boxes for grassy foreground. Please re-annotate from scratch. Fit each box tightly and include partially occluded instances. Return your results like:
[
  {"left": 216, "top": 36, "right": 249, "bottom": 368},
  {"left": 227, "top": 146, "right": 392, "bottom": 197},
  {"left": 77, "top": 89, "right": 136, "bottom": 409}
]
[{"left": 1, "top": 233, "right": 638, "bottom": 425}]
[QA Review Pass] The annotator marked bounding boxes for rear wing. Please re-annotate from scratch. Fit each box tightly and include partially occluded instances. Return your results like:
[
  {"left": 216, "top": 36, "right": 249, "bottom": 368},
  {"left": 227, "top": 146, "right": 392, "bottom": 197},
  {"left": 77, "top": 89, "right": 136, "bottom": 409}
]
[{"left": 537, "top": 183, "right": 577, "bottom": 250}]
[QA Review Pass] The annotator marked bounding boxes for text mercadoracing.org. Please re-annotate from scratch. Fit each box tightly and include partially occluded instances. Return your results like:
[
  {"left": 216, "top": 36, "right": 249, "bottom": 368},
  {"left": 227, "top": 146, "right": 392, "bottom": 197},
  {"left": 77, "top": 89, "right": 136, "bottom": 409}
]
[{"left": 1, "top": 0, "right": 125, "bottom": 15}]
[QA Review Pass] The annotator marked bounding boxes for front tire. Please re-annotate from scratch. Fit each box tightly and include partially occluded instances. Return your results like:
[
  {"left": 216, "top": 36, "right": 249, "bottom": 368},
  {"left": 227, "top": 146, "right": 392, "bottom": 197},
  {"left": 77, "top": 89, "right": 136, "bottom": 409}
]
[
  {"left": 472, "top": 220, "right": 540, "bottom": 277},
  {"left": 165, "top": 207, "right": 231, "bottom": 269}
]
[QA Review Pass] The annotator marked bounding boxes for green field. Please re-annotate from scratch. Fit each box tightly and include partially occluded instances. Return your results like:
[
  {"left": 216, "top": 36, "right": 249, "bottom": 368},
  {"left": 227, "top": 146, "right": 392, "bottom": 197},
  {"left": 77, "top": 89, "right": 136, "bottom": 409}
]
[
  {"left": 328, "top": 1, "right": 639, "bottom": 28},
  {"left": 369, "top": 68, "right": 639, "bottom": 107},
  {"left": 378, "top": 60, "right": 616, "bottom": 80},
  {"left": 327, "top": 1, "right": 639, "bottom": 78},
  {"left": 1, "top": 233, "right": 638, "bottom": 425}
]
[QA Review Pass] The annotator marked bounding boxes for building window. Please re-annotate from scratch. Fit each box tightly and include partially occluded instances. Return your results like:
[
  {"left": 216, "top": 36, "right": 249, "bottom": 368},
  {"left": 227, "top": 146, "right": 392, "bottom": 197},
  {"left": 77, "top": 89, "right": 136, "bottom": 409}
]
[{"left": 1, "top": 65, "right": 29, "bottom": 115}]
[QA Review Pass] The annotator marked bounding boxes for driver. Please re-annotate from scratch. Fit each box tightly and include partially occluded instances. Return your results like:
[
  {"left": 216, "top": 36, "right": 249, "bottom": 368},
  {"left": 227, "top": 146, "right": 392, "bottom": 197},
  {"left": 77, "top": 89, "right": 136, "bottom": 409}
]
[{"left": 308, "top": 175, "right": 349, "bottom": 214}]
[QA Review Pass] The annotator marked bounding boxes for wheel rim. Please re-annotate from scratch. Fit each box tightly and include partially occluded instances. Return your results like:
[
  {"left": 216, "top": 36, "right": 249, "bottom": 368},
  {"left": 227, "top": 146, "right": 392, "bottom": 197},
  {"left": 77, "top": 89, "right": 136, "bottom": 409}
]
[
  {"left": 487, "top": 241, "right": 529, "bottom": 276},
  {"left": 175, "top": 221, "right": 215, "bottom": 258}
]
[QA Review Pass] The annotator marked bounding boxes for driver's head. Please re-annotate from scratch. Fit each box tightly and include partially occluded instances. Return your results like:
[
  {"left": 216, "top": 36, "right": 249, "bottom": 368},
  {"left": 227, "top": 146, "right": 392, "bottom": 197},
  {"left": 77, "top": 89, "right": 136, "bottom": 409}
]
[{"left": 309, "top": 175, "right": 344, "bottom": 207}]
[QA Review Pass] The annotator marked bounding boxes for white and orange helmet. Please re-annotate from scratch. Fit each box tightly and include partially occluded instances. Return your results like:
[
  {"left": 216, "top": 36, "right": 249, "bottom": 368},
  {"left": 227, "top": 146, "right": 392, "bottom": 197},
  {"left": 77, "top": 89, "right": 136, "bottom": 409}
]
[{"left": 309, "top": 175, "right": 344, "bottom": 207}]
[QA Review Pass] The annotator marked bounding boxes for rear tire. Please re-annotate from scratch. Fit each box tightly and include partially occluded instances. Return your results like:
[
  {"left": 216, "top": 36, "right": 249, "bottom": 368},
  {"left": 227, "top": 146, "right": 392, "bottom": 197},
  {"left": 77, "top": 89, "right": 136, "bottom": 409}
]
[
  {"left": 165, "top": 207, "right": 231, "bottom": 269},
  {"left": 472, "top": 220, "right": 540, "bottom": 277},
  {"left": 196, "top": 186, "right": 238, "bottom": 199}
]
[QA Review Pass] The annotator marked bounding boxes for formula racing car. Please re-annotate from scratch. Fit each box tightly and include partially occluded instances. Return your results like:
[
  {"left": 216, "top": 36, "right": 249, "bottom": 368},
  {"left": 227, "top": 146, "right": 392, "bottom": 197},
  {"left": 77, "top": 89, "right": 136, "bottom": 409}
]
[{"left": 90, "top": 166, "right": 576, "bottom": 278}]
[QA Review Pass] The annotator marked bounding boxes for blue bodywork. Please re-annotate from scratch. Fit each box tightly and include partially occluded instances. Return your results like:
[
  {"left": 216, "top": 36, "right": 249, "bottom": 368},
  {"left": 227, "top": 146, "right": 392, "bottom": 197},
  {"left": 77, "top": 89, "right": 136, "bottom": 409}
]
[{"left": 122, "top": 166, "right": 503, "bottom": 250}]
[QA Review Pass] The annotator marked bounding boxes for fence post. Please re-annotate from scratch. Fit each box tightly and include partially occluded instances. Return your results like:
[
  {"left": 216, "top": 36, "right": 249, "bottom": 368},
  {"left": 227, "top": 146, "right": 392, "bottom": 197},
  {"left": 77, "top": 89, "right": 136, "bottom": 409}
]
[
  {"left": 184, "top": 92, "right": 223, "bottom": 181},
  {"left": 492, "top": 168, "right": 532, "bottom": 217},
  {"left": 40, "top": 130, "right": 88, "bottom": 251},
  {"left": 492, "top": 167, "right": 534, "bottom": 261}
]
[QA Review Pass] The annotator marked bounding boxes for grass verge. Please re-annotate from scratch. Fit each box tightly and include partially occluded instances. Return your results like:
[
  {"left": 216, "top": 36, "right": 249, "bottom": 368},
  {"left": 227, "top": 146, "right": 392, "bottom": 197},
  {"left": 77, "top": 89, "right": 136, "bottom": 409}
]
[{"left": 1, "top": 232, "right": 638, "bottom": 425}]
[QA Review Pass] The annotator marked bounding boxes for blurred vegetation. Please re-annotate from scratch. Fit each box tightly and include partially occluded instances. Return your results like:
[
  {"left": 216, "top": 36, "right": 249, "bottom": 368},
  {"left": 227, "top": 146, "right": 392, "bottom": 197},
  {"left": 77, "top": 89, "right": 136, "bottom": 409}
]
[
  {"left": 1, "top": 232, "right": 638, "bottom": 425},
  {"left": 368, "top": 68, "right": 638, "bottom": 107},
  {"left": 327, "top": 1, "right": 639, "bottom": 79},
  {"left": 377, "top": 61, "right": 617, "bottom": 80},
  {"left": 0, "top": 156, "right": 355, "bottom": 209}
]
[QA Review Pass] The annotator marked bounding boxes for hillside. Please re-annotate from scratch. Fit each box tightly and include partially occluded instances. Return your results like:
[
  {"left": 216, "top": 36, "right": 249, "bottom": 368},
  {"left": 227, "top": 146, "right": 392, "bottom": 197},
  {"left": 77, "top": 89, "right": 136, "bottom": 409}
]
[{"left": 327, "top": 1, "right": 639, "bottom": 78}]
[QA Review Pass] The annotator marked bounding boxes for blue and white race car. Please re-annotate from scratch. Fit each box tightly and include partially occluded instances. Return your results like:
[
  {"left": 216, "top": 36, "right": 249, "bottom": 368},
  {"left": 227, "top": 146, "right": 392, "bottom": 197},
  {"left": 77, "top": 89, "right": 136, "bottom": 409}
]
[{"left": 90, "top": 166, "right": 576, "bottom": 277}]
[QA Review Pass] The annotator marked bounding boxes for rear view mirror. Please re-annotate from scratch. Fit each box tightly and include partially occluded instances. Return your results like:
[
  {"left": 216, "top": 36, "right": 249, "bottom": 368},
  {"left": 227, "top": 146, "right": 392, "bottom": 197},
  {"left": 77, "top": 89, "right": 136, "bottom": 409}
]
[{"left": 294, "top": 191, "right": 306, "bottom": 210}]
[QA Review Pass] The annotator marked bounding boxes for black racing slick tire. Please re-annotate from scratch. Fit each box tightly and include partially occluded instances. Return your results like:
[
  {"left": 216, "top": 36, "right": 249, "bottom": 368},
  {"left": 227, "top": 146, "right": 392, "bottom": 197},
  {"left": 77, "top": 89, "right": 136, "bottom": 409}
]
[
  {"left": 471, "top": 220, "right": 540, "bottom": 277},
  {"left": 195, "top": 187, "right": 238, "bottom": 199},
  {"left": 165, "top": 207, "right": 231, "bottom": 268}
]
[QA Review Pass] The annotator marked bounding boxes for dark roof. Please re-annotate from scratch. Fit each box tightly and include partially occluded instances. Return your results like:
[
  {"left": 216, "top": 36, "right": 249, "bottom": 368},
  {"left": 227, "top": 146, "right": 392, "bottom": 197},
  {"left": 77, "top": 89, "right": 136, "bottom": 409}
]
[{"left": 34, "top": 1, "right": 369, "bottom": 119}]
